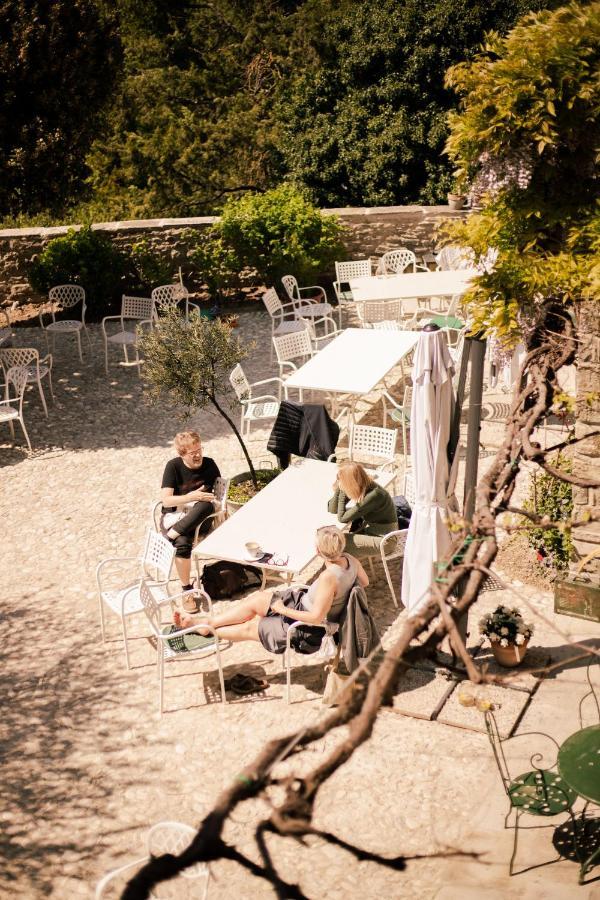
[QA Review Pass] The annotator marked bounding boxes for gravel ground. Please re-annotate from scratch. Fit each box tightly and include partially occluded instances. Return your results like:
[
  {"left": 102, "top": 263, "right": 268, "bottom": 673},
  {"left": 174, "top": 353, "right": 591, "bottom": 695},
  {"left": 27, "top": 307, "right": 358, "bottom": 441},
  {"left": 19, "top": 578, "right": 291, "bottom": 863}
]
[{"left": 1, "top": 310, "right": 595, "bottom": 899}]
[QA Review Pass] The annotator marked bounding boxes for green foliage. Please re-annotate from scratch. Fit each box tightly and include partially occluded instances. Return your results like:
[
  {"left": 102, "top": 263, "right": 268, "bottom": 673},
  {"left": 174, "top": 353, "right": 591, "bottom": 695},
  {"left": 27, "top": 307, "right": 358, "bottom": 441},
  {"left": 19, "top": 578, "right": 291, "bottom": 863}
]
[
  {"left": 139, "top": 308, "right": 257, "bottom": 481},
  {"left": 524, "top": 457, "right": 574, "bottom": 568},
  {"left": 276, "top": 0, "right": 553, "bottom": 207},
  {"left": 228, "top": 468, "right": 281, "bottom": 504},
  {"left": 129, "top": 239, "right": 174, "bottom": 290},
  {"left": 218, "top": 184, "right": 345, "bottom": 285},
  {"left": 28, "top": 227, "right": 128, "bottom": 316},
  {"left": 185, "top": 231, "right": 240, "bottom": 305},
  {"left": 443, "top": 1, "right": 600, "bottom": 341},
  {"left": 0, "top": 0, "right": 121, "bottom": 217}
]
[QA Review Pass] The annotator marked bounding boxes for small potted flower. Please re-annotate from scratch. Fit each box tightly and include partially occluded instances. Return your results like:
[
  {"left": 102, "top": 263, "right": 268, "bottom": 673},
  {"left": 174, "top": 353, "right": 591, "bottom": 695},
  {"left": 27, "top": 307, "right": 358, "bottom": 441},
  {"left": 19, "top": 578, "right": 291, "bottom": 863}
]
[{"left": 479, "top": 605, "right": 534, "bottom": 667}]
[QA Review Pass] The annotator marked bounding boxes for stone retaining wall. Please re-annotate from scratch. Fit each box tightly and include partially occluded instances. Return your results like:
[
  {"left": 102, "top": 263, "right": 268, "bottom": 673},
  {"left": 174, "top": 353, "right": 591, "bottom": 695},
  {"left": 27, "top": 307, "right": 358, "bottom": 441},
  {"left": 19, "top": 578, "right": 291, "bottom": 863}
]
[{"left": 0, "top": 206, "right": 466, "bottom": 308}]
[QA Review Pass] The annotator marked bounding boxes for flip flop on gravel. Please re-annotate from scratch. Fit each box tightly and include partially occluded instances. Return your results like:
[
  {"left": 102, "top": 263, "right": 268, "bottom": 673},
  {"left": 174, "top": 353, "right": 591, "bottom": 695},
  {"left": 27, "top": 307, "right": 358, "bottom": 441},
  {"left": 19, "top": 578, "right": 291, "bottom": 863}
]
[{"left": 225, "top": 673, "right": 269, "bottom": 695}]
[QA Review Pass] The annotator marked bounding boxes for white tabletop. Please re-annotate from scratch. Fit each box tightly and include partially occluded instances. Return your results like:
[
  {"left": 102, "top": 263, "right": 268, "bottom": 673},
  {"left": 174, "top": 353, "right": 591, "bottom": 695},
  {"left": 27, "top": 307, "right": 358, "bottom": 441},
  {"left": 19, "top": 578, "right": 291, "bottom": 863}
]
[
  {"left": 349, "top": 269, "right": 476, "bottom": 302},
  {"left": 193, "top": 459, "right": 394, "bottom": 577},
  {"left": 285, "top": 328, "right": 419, "bottom": 394}
]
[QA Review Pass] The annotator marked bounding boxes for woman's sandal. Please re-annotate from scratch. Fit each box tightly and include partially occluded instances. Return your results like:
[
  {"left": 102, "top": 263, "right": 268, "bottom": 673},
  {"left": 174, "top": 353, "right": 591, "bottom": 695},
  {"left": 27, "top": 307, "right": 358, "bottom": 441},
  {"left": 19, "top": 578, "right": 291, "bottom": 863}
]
[{"left": 225, "top": 673, "right": 269, "bottom": 696}]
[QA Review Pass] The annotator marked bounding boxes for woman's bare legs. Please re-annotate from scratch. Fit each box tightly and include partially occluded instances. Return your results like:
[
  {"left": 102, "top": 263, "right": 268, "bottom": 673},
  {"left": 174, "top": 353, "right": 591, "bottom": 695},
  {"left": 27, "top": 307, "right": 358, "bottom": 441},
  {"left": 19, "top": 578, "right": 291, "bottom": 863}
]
[
  {"left": 185, "top": 589, "right": 273, "bottom": 632},
  {"left": 210, "top": 619, "right": 261, "bottom": 643}
]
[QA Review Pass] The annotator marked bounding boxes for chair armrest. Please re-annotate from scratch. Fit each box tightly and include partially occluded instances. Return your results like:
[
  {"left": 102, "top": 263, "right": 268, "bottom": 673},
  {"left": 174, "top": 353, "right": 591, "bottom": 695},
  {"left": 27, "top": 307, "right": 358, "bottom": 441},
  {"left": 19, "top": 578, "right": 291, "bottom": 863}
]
[
  {"left": 250, "top": 376, "right": 287, "bottom": 390},
  {"left": 95, "top": 856, "right": 150, "bottom": 899},
  {"left": 0, "top": 397, "right": 16, "bottom": 407},
  {"left": 137, "top": 318, "right": 154, "bottom": 332},
  {"left": 279, "top": 361, "right": 298, "bottom": 375},
  {"left": 95, "top": 556, "right": 141, "bottom": 585},
  {"left": 381, "top": 390, "right": 401, "bottom": 410},
  {"left": 245, "top": 393, "right": 280, "bottom": 404},
  {"left": 40, "top": 353, "right": 53, "bottom": 369},
  {"left": 155, "top": 621, "right": 219, "bottom": 640},
  {"left": 187, "top": 301, "right": 201, "bottom": 313},
  {"left": 376, "top": 461, "right": 396, "bottom": 473}
]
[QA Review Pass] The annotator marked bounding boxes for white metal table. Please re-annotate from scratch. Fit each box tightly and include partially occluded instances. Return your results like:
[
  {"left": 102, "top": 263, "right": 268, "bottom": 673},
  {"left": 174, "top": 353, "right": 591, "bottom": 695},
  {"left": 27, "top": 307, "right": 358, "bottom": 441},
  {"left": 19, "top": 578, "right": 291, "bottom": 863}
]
[
  {"left": 348, "top": 269, "right": 476, "bottom": 309},
  {"left": 193, "top": 458, "right": 394, "bottom": 587},
  {"left": 284, "top": 327, "right": 419, "bottom": 421}
]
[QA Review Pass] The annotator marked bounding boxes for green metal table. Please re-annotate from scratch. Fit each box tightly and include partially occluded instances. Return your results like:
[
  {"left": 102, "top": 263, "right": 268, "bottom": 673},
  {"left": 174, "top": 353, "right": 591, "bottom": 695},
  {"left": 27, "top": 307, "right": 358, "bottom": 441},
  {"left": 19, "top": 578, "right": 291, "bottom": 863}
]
[{"left": 558, "top": 725, "right": 600, "bottom": 882}]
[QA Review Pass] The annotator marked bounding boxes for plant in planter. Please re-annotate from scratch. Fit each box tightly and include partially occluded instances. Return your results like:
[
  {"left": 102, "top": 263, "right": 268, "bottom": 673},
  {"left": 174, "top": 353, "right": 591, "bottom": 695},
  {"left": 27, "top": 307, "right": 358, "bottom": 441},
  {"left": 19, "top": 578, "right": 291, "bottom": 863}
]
[
  {"left": 138, "top": 308, "right": 260, "bottom": 489},
  {"left": 479, "top": 605, "right": 534, "bottom": 667}
]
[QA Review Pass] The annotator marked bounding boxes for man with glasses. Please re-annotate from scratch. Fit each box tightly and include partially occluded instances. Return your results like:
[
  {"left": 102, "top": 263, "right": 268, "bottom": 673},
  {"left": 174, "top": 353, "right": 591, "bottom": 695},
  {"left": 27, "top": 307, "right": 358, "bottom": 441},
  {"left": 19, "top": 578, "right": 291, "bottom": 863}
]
[{"left": 160, "top": 431, "right": 221, "bottom": 604}]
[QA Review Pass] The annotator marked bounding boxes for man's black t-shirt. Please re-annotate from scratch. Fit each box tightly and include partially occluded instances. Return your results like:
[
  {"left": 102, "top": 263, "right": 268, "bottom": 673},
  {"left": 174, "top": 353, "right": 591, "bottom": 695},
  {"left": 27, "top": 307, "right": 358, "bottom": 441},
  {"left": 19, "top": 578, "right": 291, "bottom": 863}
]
[{"left": 161, "top": 456, "right": 221, "bottom": 512}]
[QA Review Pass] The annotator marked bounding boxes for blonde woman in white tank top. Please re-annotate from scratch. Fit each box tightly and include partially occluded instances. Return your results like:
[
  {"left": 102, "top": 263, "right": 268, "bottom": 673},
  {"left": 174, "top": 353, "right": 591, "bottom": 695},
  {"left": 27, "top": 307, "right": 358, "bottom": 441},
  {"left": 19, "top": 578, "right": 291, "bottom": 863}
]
[{"left": 188, "top": 526, "right": 369, "bottom": 655}]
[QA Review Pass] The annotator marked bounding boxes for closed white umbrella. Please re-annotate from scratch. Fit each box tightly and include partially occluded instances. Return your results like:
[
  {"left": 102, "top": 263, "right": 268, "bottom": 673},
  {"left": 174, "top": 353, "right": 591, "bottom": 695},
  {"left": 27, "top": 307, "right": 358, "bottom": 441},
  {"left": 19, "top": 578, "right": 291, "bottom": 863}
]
[{"left": 401, "top": 327, "right": 455, "bottom": 615}]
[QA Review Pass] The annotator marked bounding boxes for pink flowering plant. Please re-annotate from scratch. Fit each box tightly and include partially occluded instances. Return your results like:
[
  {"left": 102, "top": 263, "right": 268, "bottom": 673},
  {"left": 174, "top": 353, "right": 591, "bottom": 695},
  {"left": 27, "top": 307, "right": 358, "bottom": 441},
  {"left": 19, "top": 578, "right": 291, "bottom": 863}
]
[{"left": 479, "top": 605, "right": 534, "bottom": 649}]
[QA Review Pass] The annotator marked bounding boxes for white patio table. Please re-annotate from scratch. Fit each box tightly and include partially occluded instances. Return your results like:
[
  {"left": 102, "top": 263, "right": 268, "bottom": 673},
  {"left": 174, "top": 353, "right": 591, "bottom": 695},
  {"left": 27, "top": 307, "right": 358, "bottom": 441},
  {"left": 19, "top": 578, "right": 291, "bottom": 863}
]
[
  {"left": 284, "top": 327, "right": 419, "bottom": 422},
  {"left": 349, "top": 269, "right": 476, "bottom": 312},
  {"left": 193, "top": 458, "right": 394, "bottom": 587}
]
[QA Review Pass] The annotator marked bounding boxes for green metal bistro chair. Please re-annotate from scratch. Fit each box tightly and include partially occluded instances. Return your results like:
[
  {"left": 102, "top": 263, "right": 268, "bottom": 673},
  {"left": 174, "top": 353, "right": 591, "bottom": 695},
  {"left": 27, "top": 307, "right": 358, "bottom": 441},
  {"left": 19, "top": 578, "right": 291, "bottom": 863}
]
[{"left": 484, "top": 710, "right": 578, "bottom": 876}]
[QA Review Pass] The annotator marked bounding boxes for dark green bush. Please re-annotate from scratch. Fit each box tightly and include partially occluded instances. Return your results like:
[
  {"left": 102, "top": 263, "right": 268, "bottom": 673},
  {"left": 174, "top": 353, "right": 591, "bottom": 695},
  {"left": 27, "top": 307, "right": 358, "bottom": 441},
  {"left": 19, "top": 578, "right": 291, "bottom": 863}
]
[
  {"left": 185, "top": 230, "right": 240, "bottom": 307},
  {"left": 29, "top": 226, "right": 128, "bottom": 317},
  {"left": 129, "top": 238, "right": 174, "bottom": 292},
  {"left": 218, "top": 184, "right": 345, "bottom": 287}
]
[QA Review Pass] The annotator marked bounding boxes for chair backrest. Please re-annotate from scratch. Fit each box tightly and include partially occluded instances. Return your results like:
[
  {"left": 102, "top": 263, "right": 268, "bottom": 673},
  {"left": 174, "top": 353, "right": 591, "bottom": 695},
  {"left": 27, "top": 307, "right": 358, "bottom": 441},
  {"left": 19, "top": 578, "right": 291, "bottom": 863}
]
[
  {"left": 262, "top": 287, "right": 283, "bottom": 320},
  {"left": 349, "top": 424, "right": 397, "bottom": 463},
  {"left": 121, "top": 295, "right": 156, "bottom": 321},
  {"left": 48, "top": 284, "right": 86, "bottom": 317},
  {"left": 281, "top": 274, "right": 299, "bottom": 302},
  {"left": 371, "top": 320, "right": 402, "bottom": 331},
  {"left": 146, "top": 821, "right": 207, "bottom": 881},
  {"left": 213, "top": 476, "right": 229, "bottom": 512},
  {"left": 139, "top": 577, "right": 162, "bottom": 636},
  {"left": 273, "top": 328, "right": 313, "bottom": 366},
  {"left": 403, "top": 470, "right": 416, "bottom": 506},
  {"left": 358, "top": 299, "right": 402, "bottom": 325},
  {"left": 0, "top": 347, "right": 37, "bottom": 373},
  {"left": 141, "top": 530, "right": 175, "bottom": 582},
  {"left": 5, "top": 365, "right": 29, "bottom": 405},
  {"left": 436, "top": 245, "right": 474, "bottom": 271},
  {"left": 151, "top": 283, "right": 189, "bottom": 312},
  {"left": 380, "top": 249, "right": 417, "bottom": 275},
  {"left": 380, "top": 529, "right": 408, "bottom": 563},
  {"left": 335, "top": 259, "right": 371, "bottom": 281},
  {"left": 229, "top": 363, "right": 251, "bottom": 401}
]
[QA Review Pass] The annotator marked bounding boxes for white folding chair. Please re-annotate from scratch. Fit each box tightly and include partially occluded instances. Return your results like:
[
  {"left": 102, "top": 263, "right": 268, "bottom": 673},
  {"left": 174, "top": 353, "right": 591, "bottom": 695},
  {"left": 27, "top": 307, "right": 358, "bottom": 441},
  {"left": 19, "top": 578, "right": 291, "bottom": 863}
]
[
  {"left": 356, "top": 299, "right": 403, "bottom": 328},
  {"left": 101, "top": 295, "right": 156, "bottom": 375},
  {"left": 382, "top": 385, "right": 412, "bottom": 458},
  {"left": 0, "top": 364, "right": 32, "bottom": 451},
  {"left": 349, "top": 423, "right": 398, "bottom": 475},
  {"left": 281, "top": 275, "right": 334, "bottom": 335},
  {"left": 229, "top": 363, "right": 285, "bottom": 437},
  {"left": 261, "top": 287, "right": 306, "bottom": 363},
  {"left": 379, "top": 248, "right": 428, "bottom": 275},
  {"left": 96, "top": 529, "right": 176, "bottom": 669},
  {"left": 334, "top": 259, "right": 372, "bottom": 326},
  {"left": 40, "top": 285, "right": 90, "bottom": 362},
  {"left": 0, "top": 347, "right": 53, "bottom": 417},
  {"left": 272, "top": 329, "right": 315, "bottom": 399},
  {"left": 139, "top": 578, "right": 226, "bottom": 714},
  {"left": 95, "top": 820, "right": 209, "bottom": 899},
  {"left": 380, "top": 529, "right": 409, "bottom": 608},
  {"left": 151, "top": 283, "right": 200, "bottom": 323}
]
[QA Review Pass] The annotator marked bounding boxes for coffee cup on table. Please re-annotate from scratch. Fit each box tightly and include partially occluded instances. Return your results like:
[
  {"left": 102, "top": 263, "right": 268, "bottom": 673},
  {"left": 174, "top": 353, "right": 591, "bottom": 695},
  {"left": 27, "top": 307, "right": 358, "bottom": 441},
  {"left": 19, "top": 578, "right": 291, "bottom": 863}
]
[{"left": 245, "top": 541, "right": 262, "bottom": 558}]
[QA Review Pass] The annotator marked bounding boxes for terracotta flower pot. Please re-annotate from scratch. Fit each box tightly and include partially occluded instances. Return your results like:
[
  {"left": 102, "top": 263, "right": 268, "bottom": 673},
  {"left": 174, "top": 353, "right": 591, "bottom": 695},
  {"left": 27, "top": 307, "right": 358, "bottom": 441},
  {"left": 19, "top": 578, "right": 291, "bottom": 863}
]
[
  {"left": 491, "top": 638, "right": 529, "bottom": 668},
  {"left": 447, "top": 193, "right": 466, "bottom": 211}
]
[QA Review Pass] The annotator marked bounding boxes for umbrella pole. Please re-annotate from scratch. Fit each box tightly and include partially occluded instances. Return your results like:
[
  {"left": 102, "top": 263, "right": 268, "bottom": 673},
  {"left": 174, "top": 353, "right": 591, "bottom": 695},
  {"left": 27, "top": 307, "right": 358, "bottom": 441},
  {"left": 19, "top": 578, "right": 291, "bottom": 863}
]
[{"left": 454, "top": 335, "right": 487, "bottom": 653}]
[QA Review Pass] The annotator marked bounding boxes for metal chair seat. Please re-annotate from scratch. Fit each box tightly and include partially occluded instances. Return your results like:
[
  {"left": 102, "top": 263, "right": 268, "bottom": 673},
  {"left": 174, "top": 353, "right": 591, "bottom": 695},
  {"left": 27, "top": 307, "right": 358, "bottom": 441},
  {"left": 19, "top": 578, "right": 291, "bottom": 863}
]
[
  {"left": 509, "top": 770, "right": 577, "bottom": 815},
  {"left": 162, "top": 639, "right": 222, "bottom": 662},
  {"left": 107, "top": 329, "right": 138, "bottom": 345},
  {"left": 274, "top": 321, "right": 306, "bottom": 336},
  {"left": 246, "top": 400, "right": 280, "bottom": 420},
  {"left": 0, "top": 405, "right": 18, "bottom": 421},
  {"left": 46, "top": 319, "right": 83, "bottom": 332},
  {"left": 295, "top": 302, "right": 334, "bottom": 318},
  {"left": 101, "top": 581, "right": 167, "bottom": 617},
  {"left": 24, "top": 364, "right": 50, "bottom": 381}
]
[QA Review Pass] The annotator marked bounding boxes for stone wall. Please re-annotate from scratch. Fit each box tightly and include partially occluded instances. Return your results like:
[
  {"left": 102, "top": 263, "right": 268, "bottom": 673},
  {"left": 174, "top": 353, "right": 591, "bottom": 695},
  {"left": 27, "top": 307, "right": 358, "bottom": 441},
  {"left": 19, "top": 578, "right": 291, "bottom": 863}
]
[
  {"left": 571, "top": 298, "right": 600, "bottom": 576},
  {"left": 0, "top": 205, "right": 466, "bottom": 309}
]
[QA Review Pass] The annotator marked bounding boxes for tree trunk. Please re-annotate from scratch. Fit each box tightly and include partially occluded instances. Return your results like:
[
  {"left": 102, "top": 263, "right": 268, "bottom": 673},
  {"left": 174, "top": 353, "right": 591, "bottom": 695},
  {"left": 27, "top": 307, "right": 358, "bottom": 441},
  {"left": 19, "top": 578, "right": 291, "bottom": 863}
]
[
  {"left": 210, "top": 397, "right": 258, "bottom": 488},
  {"left": 570, "top": 298, "right": 600, "bottom": 576}
]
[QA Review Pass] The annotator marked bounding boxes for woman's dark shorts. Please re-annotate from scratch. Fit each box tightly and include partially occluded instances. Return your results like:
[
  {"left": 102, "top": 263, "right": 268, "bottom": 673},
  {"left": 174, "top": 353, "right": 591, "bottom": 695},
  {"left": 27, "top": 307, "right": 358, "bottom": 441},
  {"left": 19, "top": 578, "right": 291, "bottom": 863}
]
[{"left": 258, "top": 587, "right": 309, "bottom": 654}]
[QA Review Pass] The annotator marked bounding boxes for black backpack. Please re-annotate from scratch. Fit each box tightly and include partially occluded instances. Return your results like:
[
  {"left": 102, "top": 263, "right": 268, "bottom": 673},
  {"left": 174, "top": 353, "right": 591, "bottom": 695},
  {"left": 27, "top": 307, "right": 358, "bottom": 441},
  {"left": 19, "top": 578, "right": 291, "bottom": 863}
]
[{"left": 199, "top": 560, "right": 263, "bottom": 600}]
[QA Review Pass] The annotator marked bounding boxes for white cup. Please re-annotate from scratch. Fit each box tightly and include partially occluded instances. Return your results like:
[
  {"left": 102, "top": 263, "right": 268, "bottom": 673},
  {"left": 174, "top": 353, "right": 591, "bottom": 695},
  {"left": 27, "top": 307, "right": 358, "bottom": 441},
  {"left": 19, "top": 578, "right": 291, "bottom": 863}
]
[{"left": 245, "top": 541, "right": 262, "bottom": 558}]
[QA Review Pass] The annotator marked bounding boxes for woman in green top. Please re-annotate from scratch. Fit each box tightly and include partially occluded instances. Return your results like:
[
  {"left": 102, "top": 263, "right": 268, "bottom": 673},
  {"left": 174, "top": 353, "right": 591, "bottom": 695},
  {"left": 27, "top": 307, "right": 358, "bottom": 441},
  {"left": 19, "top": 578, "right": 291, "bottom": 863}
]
[{"left": 327, "top": 461, "right": 397, "bottom": 558}]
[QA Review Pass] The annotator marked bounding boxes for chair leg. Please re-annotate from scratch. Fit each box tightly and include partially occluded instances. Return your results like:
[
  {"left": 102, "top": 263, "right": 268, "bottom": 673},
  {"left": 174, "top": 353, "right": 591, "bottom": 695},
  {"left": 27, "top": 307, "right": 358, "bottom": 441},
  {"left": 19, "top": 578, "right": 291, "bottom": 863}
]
[
  {"left": 76, "top": 330, "right": 83, "bottom": 363},
  {"left": 37, "top": 378, "right": 48, "bottom": 417},
  {"left": 84, "top": 325, "right": 92, "bottom": 348},
  {"left": 98, "top": 596, "right": 107, "bottom": 642},
  {"left": 47, "top": 369, "right": 55, "bottom": 402},
  {"left": 159, "top": 651, "right": 165, "bottom": 715},
  {"left": 508, "top": 808, "right": 521, "bottom": 876},
  {"left": 104, "top": 338, "right": 109, "bottom": 374},
  {"left": 368, "top": 556, "right": 375, "bottom": 578},
  {"left": 285, "top": 648, "right": 292, "bottom": 704},
  {"left": 19, "top": 416, "right": 32, "bottom": 452},
  {"left": 122, "top": 615, "right": 131, "bottom": 670}
]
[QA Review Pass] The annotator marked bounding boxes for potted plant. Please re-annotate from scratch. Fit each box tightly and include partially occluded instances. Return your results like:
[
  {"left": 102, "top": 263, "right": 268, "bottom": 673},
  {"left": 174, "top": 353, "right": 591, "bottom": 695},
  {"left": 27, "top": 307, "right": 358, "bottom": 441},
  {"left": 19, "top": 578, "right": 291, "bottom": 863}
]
[
  {"left": 447, "top": 191, "right": 467, "bottom": 211},
  {"left": 479, "top": 605, "right": 534, "bottom": 667},
  {"left": 138, "top": 308, "right": 270, "bottom": 503}
]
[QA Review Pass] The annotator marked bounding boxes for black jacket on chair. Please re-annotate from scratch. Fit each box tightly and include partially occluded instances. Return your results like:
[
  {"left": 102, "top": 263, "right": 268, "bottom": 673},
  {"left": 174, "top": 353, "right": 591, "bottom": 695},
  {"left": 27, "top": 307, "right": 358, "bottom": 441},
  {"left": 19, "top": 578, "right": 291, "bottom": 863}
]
[{"left": 267, "top": 401, "right": 339, "bottom": 469}]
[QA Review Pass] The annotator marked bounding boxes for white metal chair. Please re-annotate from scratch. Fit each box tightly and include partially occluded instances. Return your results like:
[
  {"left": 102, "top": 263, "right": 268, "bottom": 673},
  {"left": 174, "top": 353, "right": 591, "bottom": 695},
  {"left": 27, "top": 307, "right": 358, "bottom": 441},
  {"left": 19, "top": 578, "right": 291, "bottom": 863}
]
[
  {"left": 334, "top": 259, "right": 372, "bottom": 326},
  {"left": 101, "top": 295, "right": 156, "bottom": 375},
  {"left": 298, "top": 315, "right": 341, "bottom": 353},
  {"left": 96, "top": 529, "right": 176, "bottom": 669},
  {"left": 272, "top": 329, "right": 315, "bottom": 398},
  {"left": 0, "top": 347, "right": 53, "bottom": 417},
  {"left": 40, "top": 285, "right": 90, "bottom": 362},
  {"left": 349, "top": 423, "right": 398, "bottom": 476},
  {"left": 281, "top": 582, "right": 336, "bottom": 704},
  {"left": 371, "top": 320, "right": 402, "bottom": 331},
  {"left": 0, "top": 364, "right": 32, "bottom": 451},
  {"left": 151, "top": 283, "right": 200, "bottom": 323},
  {"left": 139, "top": 578, "right": 226, "bottom": 714},
  {"left": 379, "top": 249, "right": 428, "bottom": 275},
  {"left": 229, "top": 363, "right": 285, "bottom": 437},
  {"left": 95, "top": 820, "right": 209, "bottom": 899},
  {"left": 356, "top": 299, "right": 403, "bottom": 328},
  {"left": 382, "top": 385, "right": 412, "bottom": 458},
  {"left": 403, "top": 469, "right": 416, "bottom": 506},
  {"left": 281, "top": 275, "right": 334, "bottom": 335},
  {"left": 435, "top": 245, "right": 474, "bottom": 271},
  {"left": 380, "top": 529, "right": 409, "bottom": 608},
  {"left": 261, "top": 287, "right": 306, "bottom": 363}
]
